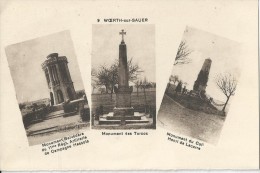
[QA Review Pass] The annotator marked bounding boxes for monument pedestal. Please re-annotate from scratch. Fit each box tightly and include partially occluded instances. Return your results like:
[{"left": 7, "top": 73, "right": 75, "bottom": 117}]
[
  {"left": 110, "top": 107, "right": 140, "bottom": 120},
  {"left": 113, "top": 107, "right": 134, "bottom": 116},
  {"left": 99, "top": 112, "right": 149, "bottom": 125}
]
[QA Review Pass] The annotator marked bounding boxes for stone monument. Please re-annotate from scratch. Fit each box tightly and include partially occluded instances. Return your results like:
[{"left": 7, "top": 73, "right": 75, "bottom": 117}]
[
  {"left": 113, "top": 29, "right": 134, "bottom": 125},
  {"left": 193, "top": 58, "right": 212, "bottom": 93},
  {"left": 99, "top": 30, "right": 148, "bottom": 125},
  {"left": 42, "top": 53, "right": 77, "bottom": 105}
]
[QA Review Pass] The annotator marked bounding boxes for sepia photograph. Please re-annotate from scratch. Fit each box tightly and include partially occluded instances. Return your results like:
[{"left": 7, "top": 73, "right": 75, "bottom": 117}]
[
  {"left": 91, "top": 24, "right": 156, "bottom": 129},
  {"left": 158, "top": 26, "right": 242, "bottom": 144},
  {"left": 5, "top": 31, "right": 90, "bottom": 145}
]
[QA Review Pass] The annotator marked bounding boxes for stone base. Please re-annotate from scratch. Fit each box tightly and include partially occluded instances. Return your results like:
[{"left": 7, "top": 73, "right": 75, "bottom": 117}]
[
  {"left": 52, "top": 104, "right": 64, "bottom": 111},
  {"left": 113, "top": 107, "right": 134, "bottom": 116},
  {"left": 106, "top": 115, "right": 141, "bottom": 120},
  {"left": 99, "top": 112, "right": 149, "bottom": 125},
  {"left": 114, "top": 86, "right": 133, "bottom": 107}
]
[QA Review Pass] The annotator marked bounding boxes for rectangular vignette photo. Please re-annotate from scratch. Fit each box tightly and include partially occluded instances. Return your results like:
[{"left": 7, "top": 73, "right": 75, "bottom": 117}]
[
  {"left": 5, "top": 31, "right": 90, "bottom": 146},
  {"left": 157, "top": 26, "right": 242, "bottom": 145},
  {"left": 91, "top": 24, "right": 156, "bottom": 130}
]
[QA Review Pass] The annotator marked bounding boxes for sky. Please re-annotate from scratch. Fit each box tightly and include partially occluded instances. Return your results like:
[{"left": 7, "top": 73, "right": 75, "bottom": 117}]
[
  {"left": 92, "top": 24, "right": 155, "bottom": 83},
  {"left": 171, "top": 26, "right": 242, "bottom": 102},
  {"left": 6, "top": 31, "right": 84, "bottom": 103}
]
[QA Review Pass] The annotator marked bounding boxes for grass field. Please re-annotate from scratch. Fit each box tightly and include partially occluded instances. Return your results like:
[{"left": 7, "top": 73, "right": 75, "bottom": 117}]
[
  {"left": 158, "top": 94, "right": 225, "bottom": 144},
  {"left": 91, "top": 91, "right": 156, "bottom": 115}
]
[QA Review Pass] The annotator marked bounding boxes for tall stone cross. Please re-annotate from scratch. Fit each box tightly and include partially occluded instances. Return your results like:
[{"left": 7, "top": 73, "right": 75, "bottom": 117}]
[{"left": 119, "top": 29, "right": 126, "bottom": 42}]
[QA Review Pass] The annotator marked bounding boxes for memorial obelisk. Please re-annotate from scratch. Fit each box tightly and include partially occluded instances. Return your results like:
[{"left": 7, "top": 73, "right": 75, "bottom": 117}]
[
  {"left": 113, "top": 29, "right": 134, "bottom": 125},
  {"left": 99, "top": 29, "right": 149, "bottom": 126},
  {"left": 193, "top": 58, "right": 212, "bottom": 92}
]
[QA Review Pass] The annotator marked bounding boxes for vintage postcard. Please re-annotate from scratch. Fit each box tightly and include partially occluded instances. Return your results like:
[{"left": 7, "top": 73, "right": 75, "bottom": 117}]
[
  {"left": 0, "top": 0, "right": 259, "bottom": 171},
  {"left": 5, "top": 31, "right": 90, "bottom": 145}
]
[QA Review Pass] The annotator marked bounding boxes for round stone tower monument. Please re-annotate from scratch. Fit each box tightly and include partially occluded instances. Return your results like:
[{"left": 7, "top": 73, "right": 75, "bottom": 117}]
[{"left": 42, "top": 53, "right": 77, "bottom": 105}]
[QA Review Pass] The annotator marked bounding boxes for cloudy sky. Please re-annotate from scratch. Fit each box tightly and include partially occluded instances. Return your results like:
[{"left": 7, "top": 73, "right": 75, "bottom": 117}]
[
  {"left": 6, "top": 31, "right": 84, "bottom": 103},
  {"left": 92, "top": 24, "right": 155, "bottom": 83},
  {"left": 171, "top": 26, "right": 242, "bottom": 102}
]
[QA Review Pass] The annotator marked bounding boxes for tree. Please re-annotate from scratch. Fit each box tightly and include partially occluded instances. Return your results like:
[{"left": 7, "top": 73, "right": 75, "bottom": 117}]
[
  {"left": 76, "top": 90, "right": 86, "bottom": 98},
  {"left": 174, "top": 40, "right": 192, "bottom": 65},
  {"left": 95, "top": 65, "right": 111, "bottom": 93},
  {"left": 127, "top": 58, "right": 143, "bottom": 81},
  {"left": 19, "top": 103, "right": 26, "bottom": 110},
  {"left": 169, "top": 75, "right": 179, "bottom": 85},
  {"left": 91, "top": 83, "right": 98, "bottom": 94},
  {"left": 140, "top": 78, "right": 149, "bottom": 111},
  {"left": 93, "top": 58, "right": 142, "bottom": 100},
  {"left": 175, "top": 81, "right": 183, "bottom": 93},
  {"left": 215, "top": 73, "right": 237, "bottom": 112},
  {"left": 150, "top": 82, "right": 156, "bottom": 88},
  {"left": 108, "top": 63, "right": 118, "bottom": 100},
  {"left": 134, "top": 80, "right": 142, "bottom": 96},
  {"left": 91, "top": 69, "right": 98, "bottom": 94},
  {"left": 167, "top": 75, "right": 179, "bottom": 92}
]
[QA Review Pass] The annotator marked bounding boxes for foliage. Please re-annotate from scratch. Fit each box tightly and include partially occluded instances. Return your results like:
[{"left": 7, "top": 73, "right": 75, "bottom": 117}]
[
  {"left": 91, "top": 69, "right": 99, "bottom": 93},
  {"left": 32, "top": 103, "right": 38, "bottom": 111},
  {"left": 76, "top": 90, "right": 86, "bottom": 98},
  {"left": 19, "top": 103, "right": 26, "bottom": 110},
  {"left": 140, "top": 77, "right": 150, "bottom": 89},
  {"left": 79, "top": 103, "right": 90, "bottom": 122},
  {"left": 169, "top": 75, "right": 179, "bottom": 84},
  {"left": 166, "top": 91, "right": 225, "bottom": 116},
  {"left": 175, "top": 81, "right": 183, "bottom": 93}
]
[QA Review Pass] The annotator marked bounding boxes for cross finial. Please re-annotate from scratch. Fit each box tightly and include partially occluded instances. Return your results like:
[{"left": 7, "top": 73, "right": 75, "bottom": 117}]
[{"left": 119, "top": 29, "right": 126, "bottom": 43}]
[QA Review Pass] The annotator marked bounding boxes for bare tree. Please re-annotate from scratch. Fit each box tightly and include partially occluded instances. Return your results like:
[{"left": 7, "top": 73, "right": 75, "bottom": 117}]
[
  {"left": 215, "top": 73, "right": 237, "bottom": 112},
  {"left": 94, "top": 58, "right": 142, "bottom": 100},
  {"left": 109, "top": 58, "right": 142, "bottom": 95},
  {"left": 128, "top": 58, "right": 143, "bottom": 81},
  {"left": 134, "top": 80, "right": 142, "bottom": 96},
  {"left": 140, "top": 78, "right": 149, "bottom": 110},
  {"left": 174, "top": 40, "right": 192, "bottom": 65}
]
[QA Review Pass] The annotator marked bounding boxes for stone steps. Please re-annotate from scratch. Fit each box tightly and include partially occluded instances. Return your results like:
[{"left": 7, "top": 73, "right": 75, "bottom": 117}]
[
  {"left": 44, "top": 111, "right": 77, "bottom": 120},
  {"left": 44, "top": 115, "right": 63, "bottom": 120},
  {"left": 51, "top": 104, "right": 64, "bottom": 112},
  {"left": 105, "top": 116, "right": 141, "bottom": 120},
  {"left": 99, "top": 118, "right": 149, "bottom": 125},
  {"left": 44, "top": 113, "right": 64, "bottom": 120},
  {"left": 27, "top": 110, "right": 80, "bottom": 136},
  {"left": 27, "top": 126, "right": 58, "bottom": 136},
  {"left": 98, "top": 112, "right": 149, "bottom": 125}
]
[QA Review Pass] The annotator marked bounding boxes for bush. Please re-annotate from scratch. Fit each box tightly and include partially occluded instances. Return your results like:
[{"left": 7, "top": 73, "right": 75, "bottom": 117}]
[
  {"left": 80, "top": 105, "right": 90, "bottom": 122},
  {"left": 62, "top": 100, "right": 77, "bottom": 113},
  {"left": 167, "top": 92, "right": 225, "bottom": 116}
]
